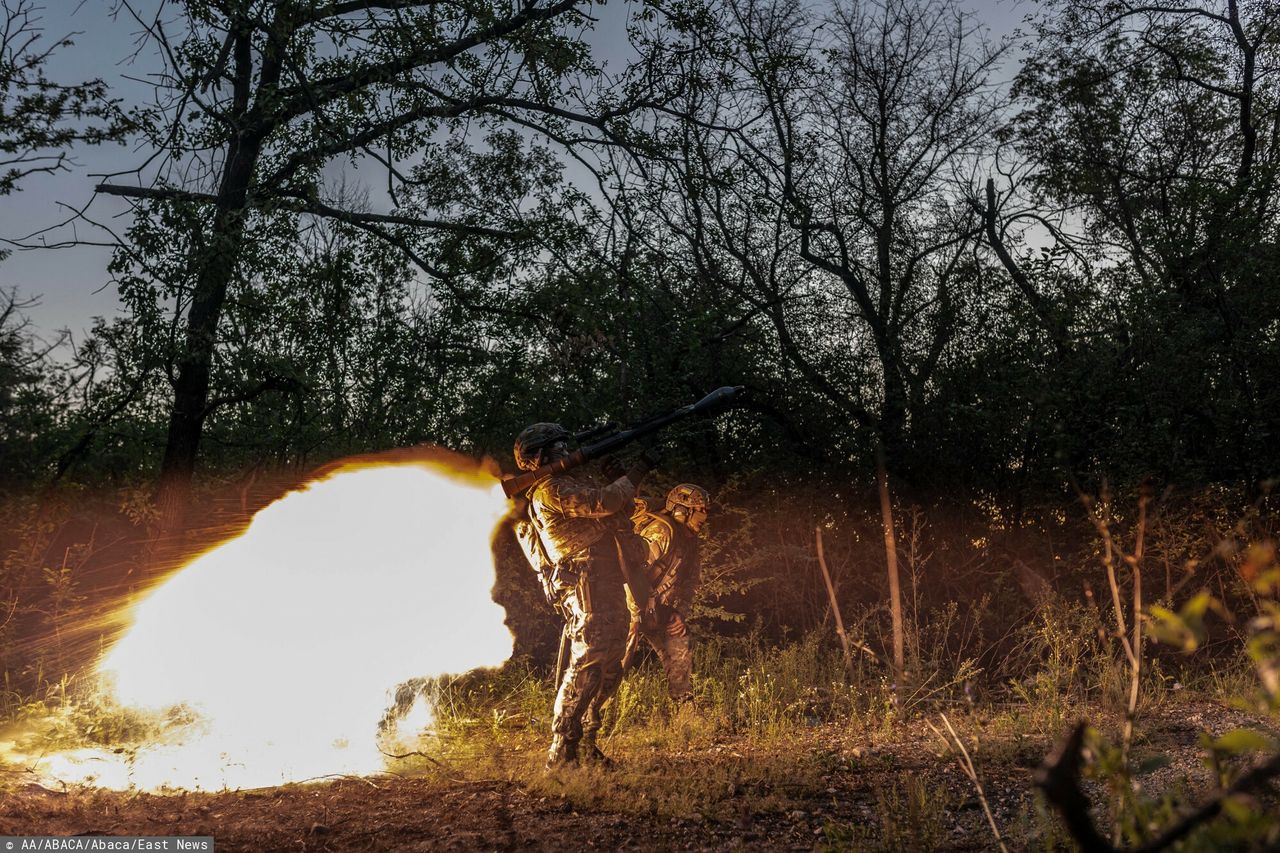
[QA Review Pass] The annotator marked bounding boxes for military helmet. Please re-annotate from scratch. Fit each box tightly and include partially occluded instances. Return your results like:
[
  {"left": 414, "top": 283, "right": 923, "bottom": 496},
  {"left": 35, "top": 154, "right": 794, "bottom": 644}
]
[
  {"left": 513, "top": 422, "right": 571, "bottom": 471},
  {"left": 665, "top": 483, "right": 710, "bottom": 517}
]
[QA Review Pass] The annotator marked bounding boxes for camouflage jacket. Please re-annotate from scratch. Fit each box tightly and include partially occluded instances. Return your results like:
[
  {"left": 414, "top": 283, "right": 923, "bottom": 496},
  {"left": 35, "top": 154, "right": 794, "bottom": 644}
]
[
  {"left": 634, "top": 509, "right": 701, "bottom": 617},
  {"left": 528, "top": 472, "right": 638, "bottom": 565}
]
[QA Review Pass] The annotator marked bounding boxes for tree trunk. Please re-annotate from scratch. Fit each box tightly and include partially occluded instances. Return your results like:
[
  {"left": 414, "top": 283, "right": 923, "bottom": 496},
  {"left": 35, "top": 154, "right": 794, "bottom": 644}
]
[
  {"left": 153, "top": 133, "right": 264, "bottom": 539},
  {"left": 875, "top": 439, "right": 905, "bottom": 702},
  {"left": 879, "top": 361, "right": 909, "bottom": 472}
]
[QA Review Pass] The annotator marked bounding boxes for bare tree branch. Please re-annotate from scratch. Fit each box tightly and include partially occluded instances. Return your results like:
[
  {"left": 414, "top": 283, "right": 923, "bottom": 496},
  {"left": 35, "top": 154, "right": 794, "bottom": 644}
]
[{"left": 94, "top": 182, "right": 527, "bottom": 239}]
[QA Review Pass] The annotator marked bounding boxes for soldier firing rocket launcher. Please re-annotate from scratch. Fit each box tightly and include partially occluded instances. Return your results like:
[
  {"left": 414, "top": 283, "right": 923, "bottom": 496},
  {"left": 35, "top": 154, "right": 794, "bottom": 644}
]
[{"left": 501, "top": 386, "right": 744, "bottom": 498}]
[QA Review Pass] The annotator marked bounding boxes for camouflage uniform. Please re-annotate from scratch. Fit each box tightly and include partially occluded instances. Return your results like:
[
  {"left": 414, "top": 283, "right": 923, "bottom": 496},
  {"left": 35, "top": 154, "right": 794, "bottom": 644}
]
[
  {"left": 526, "top": 470, "right": 650, "bottom": 765},
  {"left": 630, "top": 507, "right": 701, "bottom": 701}
]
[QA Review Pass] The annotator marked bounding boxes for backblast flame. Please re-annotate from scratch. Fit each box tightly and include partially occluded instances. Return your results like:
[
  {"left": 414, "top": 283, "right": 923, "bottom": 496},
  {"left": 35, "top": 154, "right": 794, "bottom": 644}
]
[{"left": 34, "top": 453, "right": 514, "bottom": 791}]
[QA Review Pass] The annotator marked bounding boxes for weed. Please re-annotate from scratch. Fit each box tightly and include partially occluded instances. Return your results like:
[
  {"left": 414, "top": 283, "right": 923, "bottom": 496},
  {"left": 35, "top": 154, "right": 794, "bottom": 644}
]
[{"left": 828, "top": 776, "right": 954, "bottom": 852}]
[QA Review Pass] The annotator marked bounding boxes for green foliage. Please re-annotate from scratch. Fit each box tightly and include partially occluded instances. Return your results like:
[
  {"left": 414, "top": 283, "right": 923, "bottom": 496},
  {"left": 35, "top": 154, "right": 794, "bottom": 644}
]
[
  {"left": 1147, "top": 591, "right": 1214, "bottom": 652},
  {"left": 691, "top": 486, "right": 772, "bottom": 626},
  {"left": 1006, "top": 600, "right": 1098, "bottom": 725},
  {"left": 821, "top": 776, "right": 955, "bottom": 852},
  {"left": 0, "top": 291, "right": 67, "bottom": 485},
  {"left": 1050, "top": 532, "right": 1280, "bottom": 850},
  {"left": 11, "top": 0, "right": 1275, "bottom": 511},
  {"left": 0, "top": 0, "right": 129, "bottom": 199},
  {"left": 3, "top": 674, "right": 193, "bottom": 756},
  {"left": 999, "top": 0, "right": 1280, "bottom": 485},
  {"left": 1074, "top": 719, "right": 1280, "bottom": 850}
]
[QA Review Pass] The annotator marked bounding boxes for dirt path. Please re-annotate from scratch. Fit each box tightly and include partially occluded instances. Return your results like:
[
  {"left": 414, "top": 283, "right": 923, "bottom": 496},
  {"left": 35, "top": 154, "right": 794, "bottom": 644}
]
[
  {"left": 3, "top": 777, "right": 769, "bottom": 851},
  {"left": 0, "top": 699, "right": 1271, "bottom": 851}
]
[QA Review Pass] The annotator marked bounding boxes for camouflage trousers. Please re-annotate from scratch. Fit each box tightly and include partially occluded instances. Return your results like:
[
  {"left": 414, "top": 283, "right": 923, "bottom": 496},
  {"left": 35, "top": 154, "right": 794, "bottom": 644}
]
[
  {"left": 635, "top": 607, "right": 694, "bottom": 701},
  {"left": 551, "top": 540, "right": 629, "bottom": 744}
]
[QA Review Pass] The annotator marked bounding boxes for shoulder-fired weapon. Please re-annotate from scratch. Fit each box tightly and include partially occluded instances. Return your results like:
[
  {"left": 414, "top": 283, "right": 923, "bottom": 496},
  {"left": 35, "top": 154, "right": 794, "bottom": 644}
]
[{"left": 501, "top": 386, "right": 744, "bottom": 498}]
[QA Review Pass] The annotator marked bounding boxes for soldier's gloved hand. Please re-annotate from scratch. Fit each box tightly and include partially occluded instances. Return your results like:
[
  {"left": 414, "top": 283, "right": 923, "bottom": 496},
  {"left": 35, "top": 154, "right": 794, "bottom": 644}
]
[
  {"left": 666, "top": 611, "right": 687, "bottom": 638},
  {"left": 601, "top": 456, "right": 626, "bottom": 481},
  {"left": 626, "top": 444, "right": 662, "bottom": 486},
  {"left": 514, "top": 518, "right": 535, "bottom": 543}
]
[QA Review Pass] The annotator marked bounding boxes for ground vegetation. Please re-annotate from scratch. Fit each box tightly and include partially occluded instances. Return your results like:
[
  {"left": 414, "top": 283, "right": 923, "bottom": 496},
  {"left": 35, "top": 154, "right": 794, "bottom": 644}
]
[{"left": 1, "top": 0, "right": 1279, "bottom": 847}]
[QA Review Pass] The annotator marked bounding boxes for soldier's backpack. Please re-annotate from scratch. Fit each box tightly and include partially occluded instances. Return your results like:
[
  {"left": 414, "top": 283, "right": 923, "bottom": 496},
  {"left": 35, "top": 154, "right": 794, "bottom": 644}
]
[{"left": 633, "top": 509, "right": 681, "bottom": 601}]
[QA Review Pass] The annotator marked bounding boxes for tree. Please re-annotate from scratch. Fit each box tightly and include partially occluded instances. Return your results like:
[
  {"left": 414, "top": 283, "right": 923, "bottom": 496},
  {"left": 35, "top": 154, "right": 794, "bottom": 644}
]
[
  {"left": 0, "top": 0, "right": 131, "bottom": 487},
  {"left": 94, "top": 0, "right": 666, "bottom": 535},
  {"left": 0, "top": 0, "right": 125, "bottom": 201},
  {"left": 984, "top": 0, "right": 1280, "bottom": 488},
  {"left": 0, "top": 290, "right": 63, "bottom": 485},
  {"left": 620, "top": 0, "right": 1005, "bottom": 685}
]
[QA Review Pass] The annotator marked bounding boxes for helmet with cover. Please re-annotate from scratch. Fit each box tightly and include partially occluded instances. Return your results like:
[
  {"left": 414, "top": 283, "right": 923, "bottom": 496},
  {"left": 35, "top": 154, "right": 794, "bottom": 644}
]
[
  {"left": 665, "top": 483, "right": 710, "bottom": 530},
  {"left": 513, "top": 423, "right": 571, "bottom": 471}
]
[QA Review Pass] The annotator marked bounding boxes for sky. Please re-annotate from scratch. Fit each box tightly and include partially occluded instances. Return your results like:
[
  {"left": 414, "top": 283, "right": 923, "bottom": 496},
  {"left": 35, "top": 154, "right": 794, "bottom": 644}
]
[{"left": 0, "top": 0, "right": 1034, "bottom": 341}]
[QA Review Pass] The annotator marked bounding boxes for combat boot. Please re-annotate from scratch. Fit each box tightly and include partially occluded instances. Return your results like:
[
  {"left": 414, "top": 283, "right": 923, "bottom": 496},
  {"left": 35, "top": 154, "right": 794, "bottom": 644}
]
[
  {"left": 545, "top": 734, "right": 579, "bottom": 770},
  {"left": 578, "top": 730, "right": 615, "bottom": 769}
]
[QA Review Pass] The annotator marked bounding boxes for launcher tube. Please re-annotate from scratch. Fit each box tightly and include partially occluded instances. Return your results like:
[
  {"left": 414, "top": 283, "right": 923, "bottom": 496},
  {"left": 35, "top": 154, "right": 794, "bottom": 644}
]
[{"left": 502, "top": 386, "right": 743, "bottom": 498}]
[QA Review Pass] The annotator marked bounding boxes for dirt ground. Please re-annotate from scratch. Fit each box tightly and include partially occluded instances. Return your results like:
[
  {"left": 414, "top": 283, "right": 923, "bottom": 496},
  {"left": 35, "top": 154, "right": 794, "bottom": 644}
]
[{"left": 0, "top": 699, "right": 1272, "bottom": 851}]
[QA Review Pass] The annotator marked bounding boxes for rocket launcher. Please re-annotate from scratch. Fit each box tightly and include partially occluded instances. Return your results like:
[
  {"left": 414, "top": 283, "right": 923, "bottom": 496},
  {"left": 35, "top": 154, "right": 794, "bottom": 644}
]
[{"left": 501, "top": 386, "right": 744, "bottom": 499}]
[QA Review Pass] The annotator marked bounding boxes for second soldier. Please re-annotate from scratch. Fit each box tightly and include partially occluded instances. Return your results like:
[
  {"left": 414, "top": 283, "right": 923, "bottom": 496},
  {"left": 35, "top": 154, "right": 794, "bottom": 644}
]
[{"left": 626, "top": 484, "right": 709, "bottom": 705}]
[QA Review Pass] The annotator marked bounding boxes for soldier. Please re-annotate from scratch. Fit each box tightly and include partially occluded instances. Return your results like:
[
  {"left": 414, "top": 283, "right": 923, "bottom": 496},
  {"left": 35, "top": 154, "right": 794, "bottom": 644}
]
[
  {"left": 512, "top": 423, "right": 656, "bottom": 768},
  {"left": 627, "top": 483, "right": 709, "bottom": 704}
]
